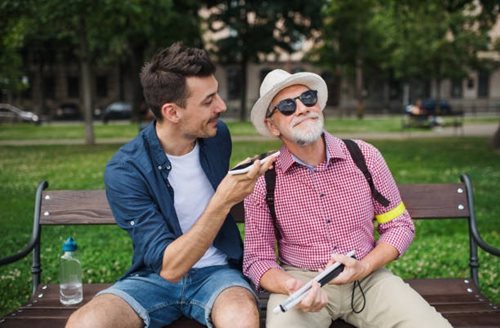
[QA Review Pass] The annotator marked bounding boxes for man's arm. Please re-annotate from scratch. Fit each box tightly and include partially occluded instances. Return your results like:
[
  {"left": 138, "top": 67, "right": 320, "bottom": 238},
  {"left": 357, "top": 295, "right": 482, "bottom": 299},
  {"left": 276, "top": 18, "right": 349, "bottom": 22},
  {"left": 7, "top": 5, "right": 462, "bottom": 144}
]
[
  {"left": 160, "top": 159, "right": 275, "bottom": 282},
  {"left": 327, "top": 242, "right": 399, "bottom": 284},
  {"left": 328, "top": 141, "right": 413, "bottom": 284}
]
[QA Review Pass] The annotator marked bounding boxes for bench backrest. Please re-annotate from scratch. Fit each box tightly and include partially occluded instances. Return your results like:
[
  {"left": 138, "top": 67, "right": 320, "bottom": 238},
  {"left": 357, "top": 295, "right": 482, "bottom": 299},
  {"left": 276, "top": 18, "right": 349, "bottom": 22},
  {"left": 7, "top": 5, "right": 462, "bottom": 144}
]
[
  {"left": 36, "top": 178, "right": 484, "bottom": 289},
  {"left": 40, "top": 183, "right": 470, "bottom": 225}
]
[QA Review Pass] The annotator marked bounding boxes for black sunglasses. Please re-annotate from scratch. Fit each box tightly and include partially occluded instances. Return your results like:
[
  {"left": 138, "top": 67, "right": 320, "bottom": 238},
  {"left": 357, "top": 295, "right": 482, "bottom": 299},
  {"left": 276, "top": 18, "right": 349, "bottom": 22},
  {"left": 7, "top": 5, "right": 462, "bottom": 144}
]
[{"left": 266, "top": 90, "right": 318, "bottom": 118}]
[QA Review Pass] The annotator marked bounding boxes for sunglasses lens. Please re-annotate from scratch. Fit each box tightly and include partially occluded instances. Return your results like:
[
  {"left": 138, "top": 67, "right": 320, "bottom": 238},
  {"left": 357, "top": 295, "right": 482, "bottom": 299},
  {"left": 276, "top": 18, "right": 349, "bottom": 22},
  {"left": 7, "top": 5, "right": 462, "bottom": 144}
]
[
  {"left": 276, "top": 99, "right": 297, "bottom": 116},
  {"left": 269, "top": 90, "right": 318, "bottom": 117},
  {"left": 300, "top": 90, "right": 318, "bottom": 106}
]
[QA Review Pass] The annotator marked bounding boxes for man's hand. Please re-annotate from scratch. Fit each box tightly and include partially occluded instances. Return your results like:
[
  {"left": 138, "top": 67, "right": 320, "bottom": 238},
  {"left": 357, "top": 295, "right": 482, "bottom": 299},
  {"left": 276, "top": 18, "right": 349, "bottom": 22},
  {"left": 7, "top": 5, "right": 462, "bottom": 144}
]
[
  {"left": 325, "top": 254, "right": 370, "bottom": 285},
  {"left": 284, "top": 278, "right": 328, "bottom": 312},
  {"left": 214, "top": 155, "right": 276, "bottom": 208}
]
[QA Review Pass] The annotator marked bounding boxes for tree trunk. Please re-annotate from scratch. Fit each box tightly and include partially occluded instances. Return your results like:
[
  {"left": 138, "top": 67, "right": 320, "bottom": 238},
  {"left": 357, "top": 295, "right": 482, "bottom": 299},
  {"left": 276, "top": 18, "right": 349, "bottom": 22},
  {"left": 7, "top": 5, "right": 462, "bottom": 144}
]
[
  {"left": 355, "top": 57, "right": 364, "bottom": 120},
  {"left": 239, "top": 58, "right": 248, "bottom": 122},
  {"left": 492, "top": 124, "right": 500, "bottom": 150},
  {"left": 403, "top": 83, "right": 410, "bottom": 106},
  {"left": 129, "top": 45, "right": 145, "bottom": 122},
  {"left": 435, "top": 79, "right": 442, "bottom": 113},
  {"left": 79, "top": 16, "right": 95, "bottom": 145},
  {"left": 33, "top": 63, "right": 44, "bottom": 117}
]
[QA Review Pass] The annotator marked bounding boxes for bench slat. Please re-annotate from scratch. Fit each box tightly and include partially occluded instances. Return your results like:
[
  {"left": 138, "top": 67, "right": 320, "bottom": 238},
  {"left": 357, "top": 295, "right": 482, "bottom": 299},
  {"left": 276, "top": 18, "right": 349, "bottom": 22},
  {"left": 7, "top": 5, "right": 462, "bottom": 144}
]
[
  {"left": 2, "top": 278, "right": 498, "bottom": 328},
  {"left": 41, "top": 191, "right": 113, "bottom": 225},
  {"left": 398, "top": 184, "right": 469, "bottom": 218}
]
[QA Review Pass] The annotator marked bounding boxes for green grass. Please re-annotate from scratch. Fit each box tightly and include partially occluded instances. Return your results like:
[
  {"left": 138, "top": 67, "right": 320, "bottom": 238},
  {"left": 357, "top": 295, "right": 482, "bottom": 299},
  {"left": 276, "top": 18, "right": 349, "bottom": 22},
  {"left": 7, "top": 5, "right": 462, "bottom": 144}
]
[
  {"left": 1, "top": 115, "right": 497, "bottom": 140},
  {"left": 0, "top": 132, "right": 499, "bottom": 317},
  {"left": 0, "top": 123, "right": 140, "bottom": 141}
]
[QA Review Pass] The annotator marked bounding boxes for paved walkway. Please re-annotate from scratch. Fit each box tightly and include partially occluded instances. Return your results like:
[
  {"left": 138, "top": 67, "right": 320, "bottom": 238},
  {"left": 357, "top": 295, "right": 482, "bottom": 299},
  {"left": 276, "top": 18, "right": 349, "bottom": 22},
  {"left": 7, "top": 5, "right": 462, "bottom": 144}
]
[{"left": 0, "top": 123, "right": 498, "bottom": 146}]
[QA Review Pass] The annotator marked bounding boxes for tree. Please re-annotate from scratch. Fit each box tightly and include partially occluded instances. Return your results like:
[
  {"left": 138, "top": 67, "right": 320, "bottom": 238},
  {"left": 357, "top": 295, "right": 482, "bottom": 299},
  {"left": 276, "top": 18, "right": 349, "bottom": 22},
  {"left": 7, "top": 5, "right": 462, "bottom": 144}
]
[
  {"left": 315, "top": 0, "right": 390, "bottom": 119},
  {"left": 387, "top": 0, "right": 499, "bottom": 103},
  {"left": 316, "top": 0, "right": 499, "bottom": 117},
  {"left": 0, "top": 0, "right": 203, "bottom": 145},
  {"left": 89, "top": 0, "right": 203, "bottom": 123},
  {"left": 204, "top": 0, "right": 324, "bottom": 121},
  {"left": 0, "top": 1, "right": 34, "bottom": 103}
]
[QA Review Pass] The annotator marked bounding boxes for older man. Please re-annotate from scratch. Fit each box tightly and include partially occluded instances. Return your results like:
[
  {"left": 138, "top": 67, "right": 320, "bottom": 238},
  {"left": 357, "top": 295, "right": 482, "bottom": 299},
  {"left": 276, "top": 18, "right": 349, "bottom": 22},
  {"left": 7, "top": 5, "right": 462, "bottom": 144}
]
[{"left": 242, "top": 69, "right": 452, "bottom": 328}]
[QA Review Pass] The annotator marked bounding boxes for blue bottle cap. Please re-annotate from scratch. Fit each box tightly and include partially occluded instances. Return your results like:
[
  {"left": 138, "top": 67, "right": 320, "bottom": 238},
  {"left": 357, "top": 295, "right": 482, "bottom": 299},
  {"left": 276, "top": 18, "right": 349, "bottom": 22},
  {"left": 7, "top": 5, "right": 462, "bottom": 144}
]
[{"left": 62, "top": 237, "right": 78, "bottom": 252}]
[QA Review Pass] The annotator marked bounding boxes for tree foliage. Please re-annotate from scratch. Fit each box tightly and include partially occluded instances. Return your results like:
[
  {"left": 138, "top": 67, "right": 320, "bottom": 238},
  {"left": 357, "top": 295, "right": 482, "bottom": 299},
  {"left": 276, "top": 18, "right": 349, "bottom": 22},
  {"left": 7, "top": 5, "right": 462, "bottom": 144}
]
[
  {"left": 0, "top": 0, "right": 203, "bottom": 144},
  {"left": 0, "top": 1, "right": 34, "bottom": 93},
  {"left": 386, "top": 0, "right": 499, "bottom": 83},
  {"left": 316, "top": 0, "right": 499, "bottom": 111},
  {"left": 205, "top": 0, "right": 324, "bottom": 120}
]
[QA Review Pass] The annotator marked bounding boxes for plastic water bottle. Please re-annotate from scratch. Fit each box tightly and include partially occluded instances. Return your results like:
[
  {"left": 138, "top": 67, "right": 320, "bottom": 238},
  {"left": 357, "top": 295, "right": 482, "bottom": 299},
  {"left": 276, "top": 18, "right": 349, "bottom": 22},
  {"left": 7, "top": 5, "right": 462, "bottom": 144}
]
[{"left": 59, "top": 237, "right": 83, "bottom": 305}]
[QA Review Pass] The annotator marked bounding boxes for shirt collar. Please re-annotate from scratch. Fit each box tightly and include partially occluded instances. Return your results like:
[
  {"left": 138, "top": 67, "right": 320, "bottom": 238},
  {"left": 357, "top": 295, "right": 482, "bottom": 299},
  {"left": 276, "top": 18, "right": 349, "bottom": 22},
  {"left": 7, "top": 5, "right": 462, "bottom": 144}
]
[{"left": 277, "top": 131, "right": 348, "bottom": 172}]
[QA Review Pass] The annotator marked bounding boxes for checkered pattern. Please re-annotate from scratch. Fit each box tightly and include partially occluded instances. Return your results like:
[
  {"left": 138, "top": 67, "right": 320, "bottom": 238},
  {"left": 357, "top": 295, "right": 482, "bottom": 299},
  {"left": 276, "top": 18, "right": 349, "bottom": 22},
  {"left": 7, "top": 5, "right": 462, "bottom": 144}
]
[{"left": 243, "top": 133, "right": 415, "bottom": 289}]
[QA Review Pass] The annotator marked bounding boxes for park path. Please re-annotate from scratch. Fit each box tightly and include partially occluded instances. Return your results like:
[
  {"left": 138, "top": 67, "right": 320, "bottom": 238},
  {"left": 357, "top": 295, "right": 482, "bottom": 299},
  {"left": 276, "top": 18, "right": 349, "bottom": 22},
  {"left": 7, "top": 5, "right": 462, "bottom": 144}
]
[{"left": 0, "top": 123, "right": 498, "bottom": 146}]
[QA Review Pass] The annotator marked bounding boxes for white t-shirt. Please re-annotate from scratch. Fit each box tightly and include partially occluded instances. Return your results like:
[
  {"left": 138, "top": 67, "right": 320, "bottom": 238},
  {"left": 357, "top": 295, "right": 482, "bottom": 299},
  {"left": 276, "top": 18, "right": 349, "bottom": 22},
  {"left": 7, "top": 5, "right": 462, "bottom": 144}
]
[{"left": 166, "top": 142, "right": 228, "bottom": 268}]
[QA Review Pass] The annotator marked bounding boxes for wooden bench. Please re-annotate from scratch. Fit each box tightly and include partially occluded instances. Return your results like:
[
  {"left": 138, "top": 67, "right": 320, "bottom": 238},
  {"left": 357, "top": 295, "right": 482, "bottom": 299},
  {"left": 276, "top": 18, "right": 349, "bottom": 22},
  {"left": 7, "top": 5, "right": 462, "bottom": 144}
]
[
  {"left": 401, "top": 110, "right": 464, "bottom": 132},
  {"left": 1, "top": 174, "right": 499, "bottom": 328}
]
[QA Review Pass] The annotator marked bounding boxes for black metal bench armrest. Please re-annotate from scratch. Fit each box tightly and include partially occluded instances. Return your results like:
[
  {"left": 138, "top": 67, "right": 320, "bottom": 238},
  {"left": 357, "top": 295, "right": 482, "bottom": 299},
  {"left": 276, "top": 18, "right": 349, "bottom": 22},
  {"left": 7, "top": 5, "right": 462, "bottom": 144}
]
[
  {"left": 0, "top": 181, "right": 48, "bottom": 267},
  {"left": 461, "top": 174, "right": 500, "bottom": 257}
]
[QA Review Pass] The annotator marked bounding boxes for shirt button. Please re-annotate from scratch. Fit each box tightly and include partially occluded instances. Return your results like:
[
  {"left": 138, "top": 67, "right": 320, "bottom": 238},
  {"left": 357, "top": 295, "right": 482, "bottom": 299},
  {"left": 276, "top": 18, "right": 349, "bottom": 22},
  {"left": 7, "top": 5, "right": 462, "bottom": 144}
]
[
  {"left": 166, "top": 165, "right": 171, "bottom": 170},
  {"left": 157, "top": 165, "right": 162, "bottom": 170},
  {"left": 130, "top": 220, "right": 135, "bottom": 226}
]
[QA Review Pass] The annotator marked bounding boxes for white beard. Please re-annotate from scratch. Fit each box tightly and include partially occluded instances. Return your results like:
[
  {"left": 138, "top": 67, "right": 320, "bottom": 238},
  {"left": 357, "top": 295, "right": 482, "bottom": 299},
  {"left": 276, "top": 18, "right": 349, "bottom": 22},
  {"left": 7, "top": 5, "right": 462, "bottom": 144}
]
[{"left": 289, "top": 113, "right": 324, "bottom": 145}]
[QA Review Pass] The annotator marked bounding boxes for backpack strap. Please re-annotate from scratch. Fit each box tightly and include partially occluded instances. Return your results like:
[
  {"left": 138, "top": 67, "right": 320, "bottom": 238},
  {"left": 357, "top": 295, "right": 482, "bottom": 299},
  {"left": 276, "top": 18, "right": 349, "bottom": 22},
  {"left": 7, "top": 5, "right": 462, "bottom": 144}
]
[
  {"left": 343, "top": 139, "right": 390, "bottom": 207},
  {"left": 264, "top": 168, "right": 281, "bottom": 240}
]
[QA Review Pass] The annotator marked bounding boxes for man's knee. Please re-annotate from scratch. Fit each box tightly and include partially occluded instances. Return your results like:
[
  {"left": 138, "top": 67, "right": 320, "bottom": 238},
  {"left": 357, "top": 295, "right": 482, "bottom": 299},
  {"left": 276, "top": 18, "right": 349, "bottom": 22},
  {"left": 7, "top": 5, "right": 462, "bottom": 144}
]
[
  {"left": 66, "top": 294, "right": 142, "bottom": 328},
  {"left": 211, "top": 287, "right": 259, "bottom": 328}
]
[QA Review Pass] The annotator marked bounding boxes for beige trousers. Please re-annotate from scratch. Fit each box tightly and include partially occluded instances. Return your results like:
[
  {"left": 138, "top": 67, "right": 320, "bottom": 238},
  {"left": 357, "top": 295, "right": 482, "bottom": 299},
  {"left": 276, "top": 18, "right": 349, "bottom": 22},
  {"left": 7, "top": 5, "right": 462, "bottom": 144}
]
[{"left": 266, "top": 267, "right": 452, "bottom": 328}]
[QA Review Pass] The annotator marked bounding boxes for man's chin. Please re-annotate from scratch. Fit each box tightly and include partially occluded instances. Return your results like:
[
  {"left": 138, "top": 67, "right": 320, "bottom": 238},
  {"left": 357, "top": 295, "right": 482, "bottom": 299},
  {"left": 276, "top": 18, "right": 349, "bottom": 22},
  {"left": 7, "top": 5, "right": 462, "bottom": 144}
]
[{"left": 291, "top": 125, "right": 323, "bottom": 145}]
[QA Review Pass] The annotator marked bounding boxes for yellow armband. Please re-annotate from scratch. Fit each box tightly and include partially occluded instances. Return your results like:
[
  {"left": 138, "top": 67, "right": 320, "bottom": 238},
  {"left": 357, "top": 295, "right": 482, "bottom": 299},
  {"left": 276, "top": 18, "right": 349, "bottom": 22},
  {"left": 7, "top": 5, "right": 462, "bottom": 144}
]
[{"left": 375, "top": 202, "right": 406, "bottom": 224}]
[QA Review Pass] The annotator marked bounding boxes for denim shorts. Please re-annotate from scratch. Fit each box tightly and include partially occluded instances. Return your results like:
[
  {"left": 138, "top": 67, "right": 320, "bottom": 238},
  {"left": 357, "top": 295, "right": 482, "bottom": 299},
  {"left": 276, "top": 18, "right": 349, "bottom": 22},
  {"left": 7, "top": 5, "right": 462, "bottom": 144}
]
[{"left": 97, "top": 265, "right": 256, "bottom": 328}]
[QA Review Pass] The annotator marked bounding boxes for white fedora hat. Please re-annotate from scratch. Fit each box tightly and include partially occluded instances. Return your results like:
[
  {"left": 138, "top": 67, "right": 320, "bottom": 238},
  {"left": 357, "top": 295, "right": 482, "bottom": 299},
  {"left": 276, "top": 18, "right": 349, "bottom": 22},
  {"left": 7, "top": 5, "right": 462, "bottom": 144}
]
[{"left": 250, "top": 69, "right": 328, "bottom": 137}]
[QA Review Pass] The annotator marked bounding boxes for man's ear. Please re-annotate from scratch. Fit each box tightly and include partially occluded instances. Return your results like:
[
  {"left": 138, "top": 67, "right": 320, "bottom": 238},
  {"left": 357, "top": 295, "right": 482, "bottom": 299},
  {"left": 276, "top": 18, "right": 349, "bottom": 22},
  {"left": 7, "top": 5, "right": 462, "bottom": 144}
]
[
  {"left": 265, "top": 118, "right": 280, "bottom": 137},
  {"left": 161, "top": 103, "right": 180, "bottom": 123}
]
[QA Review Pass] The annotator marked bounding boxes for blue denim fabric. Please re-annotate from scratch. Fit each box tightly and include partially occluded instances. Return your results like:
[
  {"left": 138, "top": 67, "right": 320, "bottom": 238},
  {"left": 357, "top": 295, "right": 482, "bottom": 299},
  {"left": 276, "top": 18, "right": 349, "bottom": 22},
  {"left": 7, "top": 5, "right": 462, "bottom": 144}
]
[
  {"left": 97, "top": 265, "right": 256, "bottom": 328},
  {"left": 104, "top": 120, "right": 243, "bottom": 278}
]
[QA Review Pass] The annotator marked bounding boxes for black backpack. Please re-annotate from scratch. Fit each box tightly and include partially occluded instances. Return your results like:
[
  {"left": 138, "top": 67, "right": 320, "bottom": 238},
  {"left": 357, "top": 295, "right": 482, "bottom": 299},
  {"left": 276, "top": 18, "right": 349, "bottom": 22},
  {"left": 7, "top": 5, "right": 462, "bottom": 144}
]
[{"left": 264, "top": 139, "right": 390, "bottom": 239}]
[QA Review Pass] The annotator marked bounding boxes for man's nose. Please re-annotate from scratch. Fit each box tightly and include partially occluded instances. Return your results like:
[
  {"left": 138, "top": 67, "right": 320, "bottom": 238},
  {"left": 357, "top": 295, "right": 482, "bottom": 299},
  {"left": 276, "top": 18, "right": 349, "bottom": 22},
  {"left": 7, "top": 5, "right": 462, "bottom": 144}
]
[
  {"left": 215, "top": 94, "right": 227, "bottom": 113},
  {"left": 294, "top": 99, "right": 310, "bottom": 115}
]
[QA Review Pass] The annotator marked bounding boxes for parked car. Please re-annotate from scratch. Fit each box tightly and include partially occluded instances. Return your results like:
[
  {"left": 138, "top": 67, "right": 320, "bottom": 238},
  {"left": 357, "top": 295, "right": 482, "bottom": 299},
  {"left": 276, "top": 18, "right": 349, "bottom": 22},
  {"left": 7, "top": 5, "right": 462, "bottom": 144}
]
[
  {"left": 55, "top": 103, "right": 81, "bottom": 121},
  {"left": 0, "top": 103, "right": 41, "bottom": 125},
  {"left": 102, "top": 102, "right": 132, "bottom": 123}
]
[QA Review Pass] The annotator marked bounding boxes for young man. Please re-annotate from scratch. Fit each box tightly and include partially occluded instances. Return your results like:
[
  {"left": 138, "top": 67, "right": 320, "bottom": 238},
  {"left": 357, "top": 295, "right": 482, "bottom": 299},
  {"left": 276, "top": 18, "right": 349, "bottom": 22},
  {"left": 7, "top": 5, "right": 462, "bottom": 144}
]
[
  {"left": 67, "top": 43, "right": 272, "bottom": 328},
  {"left": 242, "top": 69, "right": 452, "bottom": 327}
]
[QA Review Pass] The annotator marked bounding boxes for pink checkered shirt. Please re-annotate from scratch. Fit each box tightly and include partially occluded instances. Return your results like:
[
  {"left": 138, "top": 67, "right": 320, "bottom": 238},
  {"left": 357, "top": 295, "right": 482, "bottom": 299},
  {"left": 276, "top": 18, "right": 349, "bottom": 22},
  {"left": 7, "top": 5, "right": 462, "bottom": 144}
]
[{"left": 243, "top": 132, "right": 415, "bottom": 289}]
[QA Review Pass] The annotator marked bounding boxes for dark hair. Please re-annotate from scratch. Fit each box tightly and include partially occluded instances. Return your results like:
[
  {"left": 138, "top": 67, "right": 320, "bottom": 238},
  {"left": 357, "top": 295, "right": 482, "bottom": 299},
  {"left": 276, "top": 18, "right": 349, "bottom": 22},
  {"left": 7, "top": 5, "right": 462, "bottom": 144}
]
[{"left": 140, "top": 42, "right": 215, "bottom": 120}]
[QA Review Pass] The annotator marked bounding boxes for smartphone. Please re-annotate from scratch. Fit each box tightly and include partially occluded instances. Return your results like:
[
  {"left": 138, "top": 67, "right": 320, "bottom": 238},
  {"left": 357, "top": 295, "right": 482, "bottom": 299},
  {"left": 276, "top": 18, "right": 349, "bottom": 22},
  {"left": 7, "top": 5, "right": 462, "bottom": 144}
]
[{"left": 228, "top": 151, "right": 280, "bottom": 175}]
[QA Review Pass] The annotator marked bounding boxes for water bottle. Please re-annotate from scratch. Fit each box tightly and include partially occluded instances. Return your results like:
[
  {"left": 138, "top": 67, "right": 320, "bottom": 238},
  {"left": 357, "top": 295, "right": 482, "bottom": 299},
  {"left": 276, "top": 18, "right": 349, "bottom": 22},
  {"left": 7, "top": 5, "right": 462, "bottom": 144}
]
[{"left": 59, "top": 237, "right": 83, "bottom": 305}]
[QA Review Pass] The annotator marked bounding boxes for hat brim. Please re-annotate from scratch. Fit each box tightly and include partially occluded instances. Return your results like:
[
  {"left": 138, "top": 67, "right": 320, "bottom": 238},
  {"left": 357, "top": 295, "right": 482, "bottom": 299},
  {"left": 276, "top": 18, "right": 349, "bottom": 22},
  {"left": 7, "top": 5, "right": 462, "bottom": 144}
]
[{"left": 250, "top": 72, "right": 328, "bottom": 137}]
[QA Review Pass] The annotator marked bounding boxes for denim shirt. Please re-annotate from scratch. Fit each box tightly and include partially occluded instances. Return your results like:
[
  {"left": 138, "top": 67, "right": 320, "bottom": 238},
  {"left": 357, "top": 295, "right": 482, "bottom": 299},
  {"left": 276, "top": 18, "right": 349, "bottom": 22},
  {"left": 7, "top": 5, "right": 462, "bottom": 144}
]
[{"left": 104, "top": 120, "right": 243, "bottom": 278}]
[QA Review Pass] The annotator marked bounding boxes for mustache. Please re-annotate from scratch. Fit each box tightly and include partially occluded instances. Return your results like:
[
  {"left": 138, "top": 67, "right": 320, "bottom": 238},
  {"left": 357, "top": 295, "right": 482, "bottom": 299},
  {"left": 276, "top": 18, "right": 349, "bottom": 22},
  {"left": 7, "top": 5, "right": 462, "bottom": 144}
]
[{"left": 290, "top": 113, "right": 321, "bottom": 128}]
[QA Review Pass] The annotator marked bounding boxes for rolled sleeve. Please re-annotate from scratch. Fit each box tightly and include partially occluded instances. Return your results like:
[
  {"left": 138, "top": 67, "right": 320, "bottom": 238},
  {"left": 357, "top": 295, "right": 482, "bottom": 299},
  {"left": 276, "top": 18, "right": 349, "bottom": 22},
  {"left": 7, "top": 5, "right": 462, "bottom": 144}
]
[
  {"left": 243, "top": 180, "right": 282, "bottom": 290},
  {"left": 105, "top": 160, "right": 175, "bottom": 274},
  {"left": 377, "top": 210, "right": 415, "bottom": 255}
]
